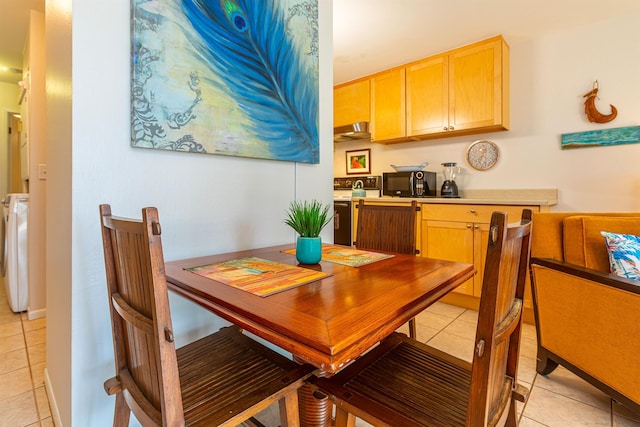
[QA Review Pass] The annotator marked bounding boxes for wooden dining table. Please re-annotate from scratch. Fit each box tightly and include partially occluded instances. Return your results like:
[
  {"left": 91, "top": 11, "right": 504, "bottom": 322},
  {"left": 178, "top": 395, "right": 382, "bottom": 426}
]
[{"left": 165, "top": 243, "right": 475, "bottom": 427}]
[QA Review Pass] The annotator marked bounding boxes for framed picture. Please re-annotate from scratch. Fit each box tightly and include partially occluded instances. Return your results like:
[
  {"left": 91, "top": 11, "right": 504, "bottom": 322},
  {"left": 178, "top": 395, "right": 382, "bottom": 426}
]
[
  {"left": 346, "top": 149, "right": 371, "bottom": 175},
  {"left": 130, "top": 0, "right": 319, "bottom": 163}
]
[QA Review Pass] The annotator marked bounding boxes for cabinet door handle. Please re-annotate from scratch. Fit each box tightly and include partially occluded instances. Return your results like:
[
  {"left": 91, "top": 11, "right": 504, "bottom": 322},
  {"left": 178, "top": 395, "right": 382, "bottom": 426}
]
[
  {"left": 466, "top": 223, "right": 472, "bottom": 228},
  {"left": 474, "top": 224, "right": 480, "bottom": 229},
  {"left": 443, "top": 126, "right": 449, "bottom": 131},
  {"left": 469, "top": 209, "right": 476, "bottom": 214},
  {"left": 449, "top": 126, "right": 455, "bottom": 131}
]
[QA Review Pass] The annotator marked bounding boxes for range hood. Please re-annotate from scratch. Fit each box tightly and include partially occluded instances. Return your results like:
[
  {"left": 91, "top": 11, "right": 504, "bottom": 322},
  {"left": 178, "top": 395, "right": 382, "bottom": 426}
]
[{"left": 333, "top": 121, "right": 371, "bottom": 142}]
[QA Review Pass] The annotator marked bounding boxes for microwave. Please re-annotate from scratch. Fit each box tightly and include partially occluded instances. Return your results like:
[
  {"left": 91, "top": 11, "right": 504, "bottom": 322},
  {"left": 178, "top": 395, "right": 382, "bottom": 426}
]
[{"left": 382, "top": 171, "right": 436, "bottom": 198}]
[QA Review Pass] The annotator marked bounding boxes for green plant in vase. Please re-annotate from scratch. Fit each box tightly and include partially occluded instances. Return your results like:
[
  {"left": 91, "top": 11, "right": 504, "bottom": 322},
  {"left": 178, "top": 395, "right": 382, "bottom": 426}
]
[{"left": 284, "top": 199, "right": 333, "bottom": 264}]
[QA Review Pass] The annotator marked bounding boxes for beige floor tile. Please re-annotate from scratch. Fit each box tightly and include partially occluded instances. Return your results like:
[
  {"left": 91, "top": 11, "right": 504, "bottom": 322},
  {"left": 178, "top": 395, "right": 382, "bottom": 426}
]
[
  {"left": 35, "top": 386, "right": 51, "bottom": 419},
  {"left": 414, "top": 310, "right": 456, "bottom": 331},
  {"left": 30, "top": 361, "right": 46, "bottom": 388},
  {"left": 0, "top": 332, "right": 26, "bottom": 353},
  {"left": 534, "top": 366, "right": 611, "bottom": 412},
  {"left": 27, "top": 342, "right": 46, "bottom": 365},
  {"left": 0, "top": 320, "right": 23, "bottom": 339},
  {"left": 0, "top": 390, "right": 39, "bottom": 427},
  {"left": 524, "top": 385, "right": 611, "bottom": 426},
  {"left": 0, "top": 347, "right": 28, "bottom": 375},
  {"left": 517, "top": 354, "right": 538, "bottom": 386},
  {"left": 25, "top": 327, "right": 46, "bottom": 347},
  {"left": 0, "top": 366, "right": 33, "bottom": 401},
  {"left": 23, "top": 317, "right": 46, "bottom": 332},
  {"left": 519, "top": 335, "right": 538, "bottom": 360},
  {"left": 413, "top": 323, "right": 441, "bottom": 343},
  {"left": 457, "top": 309, "right": 479, "bottom": 325},
  {"left": 518, "top": 415, "right": 548, "bottom": 426},
  {"left": 0, "top": 310, "right": 22, "bottom": 326},
  {"left": 426, "top": 330, "right": 474, "bottom": 362},
  {"left": 440, "top": 317, "right": 477, "bottom": 341},
  {"left": 424, "top": 301, "right": 467, "bottom": 319},
  {"left": 521, "top": 322, "right": 538, "bottom": 342}
]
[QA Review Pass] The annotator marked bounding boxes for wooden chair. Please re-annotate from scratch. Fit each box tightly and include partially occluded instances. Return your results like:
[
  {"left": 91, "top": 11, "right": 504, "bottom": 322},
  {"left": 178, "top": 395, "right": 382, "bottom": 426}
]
[
  {"left": 354, "top": 199, "right": 420, "bottom": 338},
  {"left": 99, "top": 204, "right": 314, "bottom": 426},
  {"left": 311, "top": 209, "right": 533, "bottom": 427}
]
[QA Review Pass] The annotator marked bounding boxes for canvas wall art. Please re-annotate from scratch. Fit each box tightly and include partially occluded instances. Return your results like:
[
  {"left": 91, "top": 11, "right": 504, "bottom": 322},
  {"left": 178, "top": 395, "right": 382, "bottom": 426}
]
[
  {"left": 131, "top": 0, "right": 319, "bottom": 163},
  {"left": 561, "top": 126, "right": 640, "bottom": 149}
]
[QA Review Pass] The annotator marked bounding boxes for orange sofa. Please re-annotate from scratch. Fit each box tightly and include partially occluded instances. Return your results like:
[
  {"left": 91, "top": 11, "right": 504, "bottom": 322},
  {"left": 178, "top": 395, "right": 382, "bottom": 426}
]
[{"left": 529, "top": 212, "right": 640, "bottom": 415}]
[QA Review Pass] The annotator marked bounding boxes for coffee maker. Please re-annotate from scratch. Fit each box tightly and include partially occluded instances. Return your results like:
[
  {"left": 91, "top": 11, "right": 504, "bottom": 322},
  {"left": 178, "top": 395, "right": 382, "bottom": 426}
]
[{"left": 441, "top": 162, "right": 460, "bottom": 198}]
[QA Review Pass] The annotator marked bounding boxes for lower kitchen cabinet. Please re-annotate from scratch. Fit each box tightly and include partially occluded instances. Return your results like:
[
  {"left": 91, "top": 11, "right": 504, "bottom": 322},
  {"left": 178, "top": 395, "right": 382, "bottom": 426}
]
[{"left": 420, "top": 203, "right": 540, "bottom": 315}]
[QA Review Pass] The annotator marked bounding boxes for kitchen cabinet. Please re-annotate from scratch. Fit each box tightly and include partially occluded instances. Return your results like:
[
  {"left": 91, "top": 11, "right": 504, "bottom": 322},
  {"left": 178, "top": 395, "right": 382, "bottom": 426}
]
[
  {"left": 370, "top": 68, "right": 406, "bottom": 142},
  {"left": 335, "top": 35, "right": 509, "bottom": 144},
  {"left": 334, "top": 79, "right": 370, "bottom": 127},
  {"left": 420, "top": 204, "right": 537, "bottom": 308},
  {"left": 407, "top": 35, "right": 510, "bottom": 139}
]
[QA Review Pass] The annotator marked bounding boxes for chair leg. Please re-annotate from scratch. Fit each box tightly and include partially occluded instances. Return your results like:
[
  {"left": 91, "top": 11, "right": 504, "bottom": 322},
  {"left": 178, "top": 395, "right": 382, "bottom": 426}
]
[
  {"left": 505, "top": 400, "right": 518, "bottom": 427},
  {"left": 536, "top": 347, "right": 559, "bottom": 375},
  {"left": 113, "top": 393, "right": 131, "bottom": 427},
  {"left": 335, "top": 406, "right": 356, "bottom": 427},
  {"left": 279, "top": 392, "right": 300, "bottom": 427},
  {"left": 409, "top": 318, "right": 417, "bottom": 339}
]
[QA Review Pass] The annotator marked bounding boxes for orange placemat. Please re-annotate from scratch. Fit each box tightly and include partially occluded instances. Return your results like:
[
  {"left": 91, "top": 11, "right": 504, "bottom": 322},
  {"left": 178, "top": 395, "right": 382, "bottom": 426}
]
[
  {"left": 185, "top": 257, "right": 329, "bottom": 297},
  {"left": 283, "top": 245, "right": 394, "bottom": 267}
]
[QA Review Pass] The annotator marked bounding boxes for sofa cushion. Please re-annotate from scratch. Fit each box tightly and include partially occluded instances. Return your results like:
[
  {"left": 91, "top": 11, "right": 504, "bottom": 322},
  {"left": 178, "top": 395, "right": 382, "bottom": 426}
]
[
  {"left": 601, "top": 232, "right": 640, "bottom": 280},
  {"left": 563, "top": 216, "right": 640, "bottom": 272}
]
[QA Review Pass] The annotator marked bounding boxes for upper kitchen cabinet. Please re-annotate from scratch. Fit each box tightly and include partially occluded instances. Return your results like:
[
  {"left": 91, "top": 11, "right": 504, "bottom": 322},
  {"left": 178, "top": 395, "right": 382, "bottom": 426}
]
[
  {"left": 407, "top": 35, "right": 510, "bottom": 140},
  {"left": 334, "top": 79, "right": 370, "bottom": 127},
  {"left": 370, "top": 68, "right": 406, "bottom": 142},
  {"left": 337, "top": 35, "right": 510, "bottom": 144},
  {"left": 447, "top": 36, "right": 509, "bottom": 134},
  {"left": 406, "top": 54, "right": 449, "bottom": 136}
]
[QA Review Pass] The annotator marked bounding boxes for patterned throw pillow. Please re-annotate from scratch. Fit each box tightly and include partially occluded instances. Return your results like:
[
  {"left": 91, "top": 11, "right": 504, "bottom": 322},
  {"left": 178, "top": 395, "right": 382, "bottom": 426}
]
[{"left": 601, "top": 231, "right": 640, "bottom": 281}]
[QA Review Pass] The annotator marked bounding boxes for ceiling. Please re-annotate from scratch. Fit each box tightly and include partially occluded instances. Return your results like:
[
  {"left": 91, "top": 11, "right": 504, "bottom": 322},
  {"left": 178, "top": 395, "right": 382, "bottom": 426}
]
[
  {"left": 1, "top": 1, "right": 639, "bottom": 85},
  {"left": 333, "top": 0, "right": 640, "bottom": 84}
]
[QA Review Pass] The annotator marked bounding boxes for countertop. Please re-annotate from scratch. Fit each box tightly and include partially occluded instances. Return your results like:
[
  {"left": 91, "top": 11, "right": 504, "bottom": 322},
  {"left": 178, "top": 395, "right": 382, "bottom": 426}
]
[{"left": 352, "top": 188, "right": 558, "bottom": 206}]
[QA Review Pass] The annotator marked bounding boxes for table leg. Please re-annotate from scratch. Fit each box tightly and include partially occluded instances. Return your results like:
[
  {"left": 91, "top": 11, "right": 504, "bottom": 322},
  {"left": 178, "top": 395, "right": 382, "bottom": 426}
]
[{"left": 298, "top": 383, "right": 331, "bottom": 427}]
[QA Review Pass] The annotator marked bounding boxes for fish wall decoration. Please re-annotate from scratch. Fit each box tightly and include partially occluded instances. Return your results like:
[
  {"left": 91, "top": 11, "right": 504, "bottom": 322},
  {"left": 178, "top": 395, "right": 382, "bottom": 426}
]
[{"left": 583, "top": 81, "right": 617, "bottom": 124}]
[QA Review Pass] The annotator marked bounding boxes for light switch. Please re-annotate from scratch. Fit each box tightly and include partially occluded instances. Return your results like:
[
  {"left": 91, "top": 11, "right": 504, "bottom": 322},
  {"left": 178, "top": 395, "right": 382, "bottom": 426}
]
[{"left": 38, "top": 164, "right": 47, "bottom": 180}]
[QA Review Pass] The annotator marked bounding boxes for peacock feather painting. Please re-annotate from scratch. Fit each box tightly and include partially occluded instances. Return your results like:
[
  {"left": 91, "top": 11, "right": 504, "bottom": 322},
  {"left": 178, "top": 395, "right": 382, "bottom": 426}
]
[{"left": 131, "top": 0, "right": 319, "bottom": 163}]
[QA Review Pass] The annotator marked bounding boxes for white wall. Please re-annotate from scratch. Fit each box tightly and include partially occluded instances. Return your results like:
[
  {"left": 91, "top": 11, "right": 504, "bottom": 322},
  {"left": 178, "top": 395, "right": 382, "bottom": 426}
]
[
  {"left": 334, "top": 12, "right": 640, "bottom": 212},
  {"left": 24, "top": 10, "right": 47, "bottom": 319},
  {"left": 45, "top": 0, "right": 334, "bottom": 426},
  {"left": 0, "top": 82, "right": 20, "bottom": 201}
]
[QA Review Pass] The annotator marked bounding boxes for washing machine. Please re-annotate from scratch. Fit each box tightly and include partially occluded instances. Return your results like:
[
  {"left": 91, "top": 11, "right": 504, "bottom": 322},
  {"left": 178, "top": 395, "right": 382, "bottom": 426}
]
[{"left": 2, "top": 193, "right": 29, "bottom": 312}]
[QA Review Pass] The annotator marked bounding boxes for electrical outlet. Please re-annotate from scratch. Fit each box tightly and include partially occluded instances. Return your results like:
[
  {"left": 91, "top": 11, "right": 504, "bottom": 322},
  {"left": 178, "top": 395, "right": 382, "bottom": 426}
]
[{"left": 38, "top": 164, "right": 47, "bottom": 180}]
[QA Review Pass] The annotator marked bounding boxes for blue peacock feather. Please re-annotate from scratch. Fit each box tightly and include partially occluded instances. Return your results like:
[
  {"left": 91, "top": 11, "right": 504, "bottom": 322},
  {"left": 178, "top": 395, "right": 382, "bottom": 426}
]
[{"left": 181, "top": 0, "right": 319, "bottom": 163}]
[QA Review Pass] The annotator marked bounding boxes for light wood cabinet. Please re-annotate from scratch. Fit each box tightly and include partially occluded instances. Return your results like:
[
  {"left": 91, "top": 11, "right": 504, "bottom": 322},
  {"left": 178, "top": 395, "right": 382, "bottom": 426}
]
[
  {"left": 406, "top": 54, "right": 449, "bottom": 136},
  {"left": 421, "top": 204, "right": 537, "bottom": 301},
  {"left": 334, "top": 79, "right": 370, "bottom": 127},
  {"left": 333, "top": 35, "right": 510, "bottom": 144},
  {"left": 406, "top": 36, "right": 509, "bottom": 140},
  {"left": 370, "top": 68, "right": 406, "bottom": 142}
]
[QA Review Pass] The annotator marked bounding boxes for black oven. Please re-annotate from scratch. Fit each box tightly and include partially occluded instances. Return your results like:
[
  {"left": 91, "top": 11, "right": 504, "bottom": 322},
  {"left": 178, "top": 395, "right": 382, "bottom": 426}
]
[
  {"left": 333, "top": 200, "right": 352, "bottom": 246},
  {"left": 382, "top": 171, "right": 436, "bottom": 197}
]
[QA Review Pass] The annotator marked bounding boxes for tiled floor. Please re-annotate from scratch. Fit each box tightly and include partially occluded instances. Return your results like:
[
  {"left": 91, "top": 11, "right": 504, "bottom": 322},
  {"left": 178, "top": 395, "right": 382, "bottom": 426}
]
[
  {"left": 0, "top": 277, "right": 53, "bottom": 427},
  {"left": 2, "top": 277, "right": 639, "bottom": 426}
]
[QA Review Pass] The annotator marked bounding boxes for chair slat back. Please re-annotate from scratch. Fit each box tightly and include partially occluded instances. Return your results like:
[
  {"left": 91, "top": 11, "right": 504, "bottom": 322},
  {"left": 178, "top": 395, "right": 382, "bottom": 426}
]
[
  {"left": 100, "top": 204, "right": 183, "bottom": 426},
  {"left": 355, "top": 200, "right": 419, "bottom": 255},
  {"left": 468, "top": 209, "right": 532, "bottom": 427}
]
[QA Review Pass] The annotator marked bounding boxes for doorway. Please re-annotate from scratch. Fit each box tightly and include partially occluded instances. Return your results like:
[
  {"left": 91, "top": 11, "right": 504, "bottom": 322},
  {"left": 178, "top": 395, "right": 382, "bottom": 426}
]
[{"left": 5, "top": 112, "right": 25, "bottom": 196}]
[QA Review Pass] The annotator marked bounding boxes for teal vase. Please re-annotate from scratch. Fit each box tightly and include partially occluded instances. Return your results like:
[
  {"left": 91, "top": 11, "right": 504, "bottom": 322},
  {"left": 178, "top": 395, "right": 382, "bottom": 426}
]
[{"left": 296, "top": 236, "right": 322, "bottom": 264}]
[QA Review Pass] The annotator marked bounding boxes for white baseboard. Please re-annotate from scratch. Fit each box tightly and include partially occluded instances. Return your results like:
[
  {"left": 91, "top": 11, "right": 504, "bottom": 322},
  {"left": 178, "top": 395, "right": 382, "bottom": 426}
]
[
  {"left": 44, "top": 367, "right": 63, "bottom": 427},
  {"left": 27, "top": 307, "right": 46, "bottom": 320}
]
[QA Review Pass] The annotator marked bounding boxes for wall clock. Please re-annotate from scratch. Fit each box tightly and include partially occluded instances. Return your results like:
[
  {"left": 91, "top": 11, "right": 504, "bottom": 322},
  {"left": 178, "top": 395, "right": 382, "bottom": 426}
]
[{"left": 466, "top": 140, "right": 500, "bottom": 171}]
